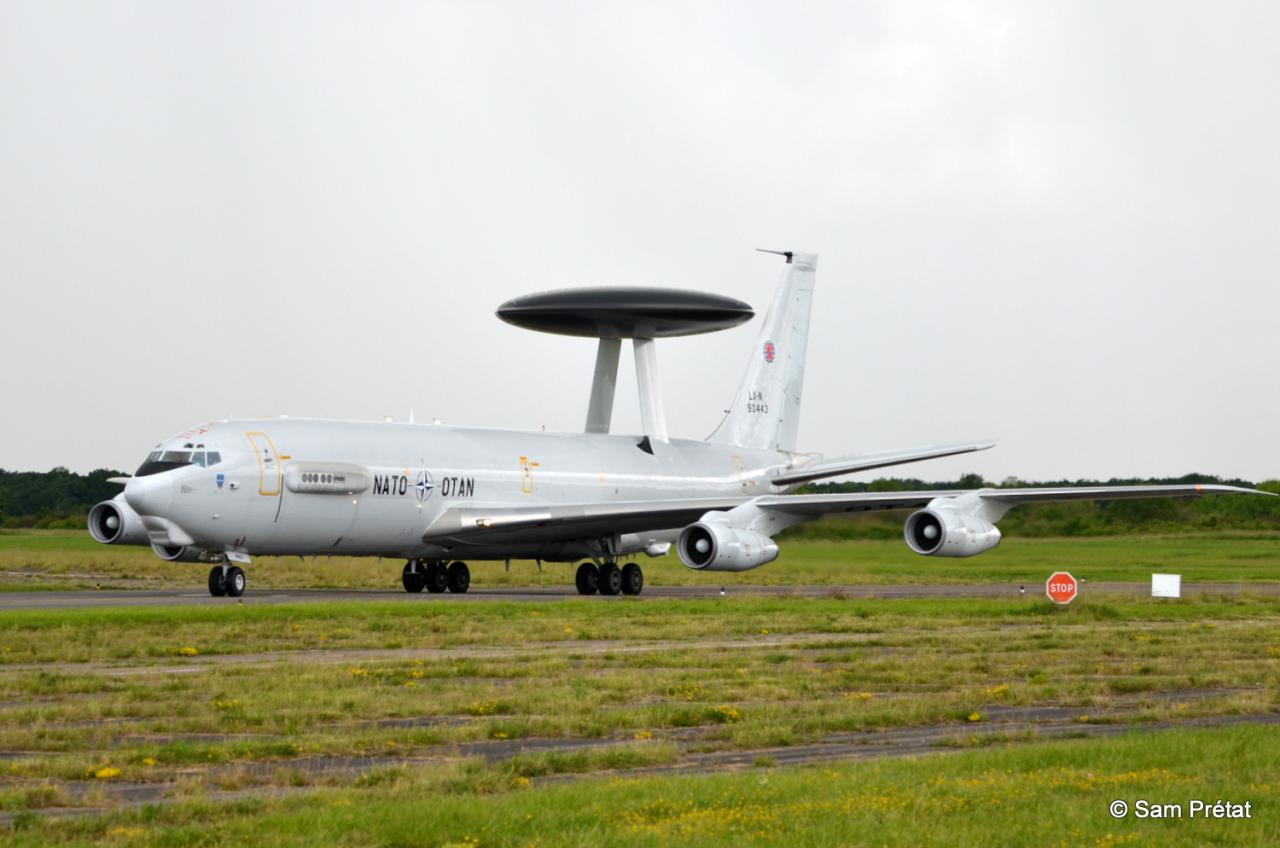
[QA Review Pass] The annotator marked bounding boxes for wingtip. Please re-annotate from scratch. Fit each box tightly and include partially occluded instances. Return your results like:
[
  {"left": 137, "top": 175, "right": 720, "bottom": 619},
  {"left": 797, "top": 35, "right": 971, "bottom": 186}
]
[{"left": 1214, "top": 485, "right": 1276, "bottom": 496}]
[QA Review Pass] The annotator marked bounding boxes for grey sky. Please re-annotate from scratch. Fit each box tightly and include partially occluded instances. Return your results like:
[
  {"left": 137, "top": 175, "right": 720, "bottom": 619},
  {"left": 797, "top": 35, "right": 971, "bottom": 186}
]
[{"left": 2, "top": 1, "right": 1277, "bottom": 481}]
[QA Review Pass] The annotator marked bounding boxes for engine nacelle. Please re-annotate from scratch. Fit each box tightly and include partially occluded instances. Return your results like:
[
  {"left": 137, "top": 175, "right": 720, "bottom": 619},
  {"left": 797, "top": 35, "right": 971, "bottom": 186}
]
[
  {"left": 150, "top": 543, "right": 209, "bottom": 563},
  {"left": 904, "top": 508, "right": 1002, "bottom": 557},
  {"left": 87, "top": 496, "right": 150, "bottom": 546},
  {"left": 677, "top": 522, "right": 779, "bottom": 572}
]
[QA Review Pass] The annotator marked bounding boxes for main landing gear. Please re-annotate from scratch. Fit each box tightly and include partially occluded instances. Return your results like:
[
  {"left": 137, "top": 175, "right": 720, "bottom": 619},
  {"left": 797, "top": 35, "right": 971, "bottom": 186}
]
[
  {"left": 403, "top": 560, "right": 469, "bottom": 594},
  {"left": 208, "top": 563, "right": 246, "bottom": 598},
  {"left": 575, "top": 561, "right": 644, "bottom": 596}
]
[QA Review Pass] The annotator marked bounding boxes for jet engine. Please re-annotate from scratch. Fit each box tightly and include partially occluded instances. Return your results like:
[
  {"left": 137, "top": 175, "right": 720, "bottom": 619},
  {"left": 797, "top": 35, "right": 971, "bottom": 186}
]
[
  {"left": 904, "top": 507, "right": 1001, "bottom": 557},
  {"left": 677, "top": 522, "right": 779, "bottom": 572},
  {"left": 150, "top": 543, "right": 208, "bottom": 563},
  {"left": 87, "top": 496, "right": 150, "bottom": 546}
]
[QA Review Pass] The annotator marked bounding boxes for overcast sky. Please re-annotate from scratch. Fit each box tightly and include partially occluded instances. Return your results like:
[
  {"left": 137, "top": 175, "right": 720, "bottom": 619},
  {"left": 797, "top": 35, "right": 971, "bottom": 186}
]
[{"left": 2, "top": 1, "right": 1277, "bottom": 481}]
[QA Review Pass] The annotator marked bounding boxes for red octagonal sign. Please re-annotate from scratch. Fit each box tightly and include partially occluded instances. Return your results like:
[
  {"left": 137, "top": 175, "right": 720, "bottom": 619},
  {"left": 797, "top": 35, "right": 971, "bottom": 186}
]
[{"left": 1046, "top": 571, "right": 1078, "bottom": 605}]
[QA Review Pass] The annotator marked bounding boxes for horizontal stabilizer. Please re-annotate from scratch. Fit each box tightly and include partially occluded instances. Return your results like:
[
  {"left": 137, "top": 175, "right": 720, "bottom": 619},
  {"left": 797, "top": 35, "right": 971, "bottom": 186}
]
[
  {"left": 107, "top": 476, "right": 132, "bottom": 485},
  {"left": 771, "top": 441, "right": 996, "bottom": 486}
]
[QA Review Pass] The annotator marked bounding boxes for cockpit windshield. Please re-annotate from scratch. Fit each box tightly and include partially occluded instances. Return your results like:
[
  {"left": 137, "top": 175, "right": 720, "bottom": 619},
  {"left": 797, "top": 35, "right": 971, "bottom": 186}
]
[{"left": 135, "top": 448, "right": 223, "bottom": 477}]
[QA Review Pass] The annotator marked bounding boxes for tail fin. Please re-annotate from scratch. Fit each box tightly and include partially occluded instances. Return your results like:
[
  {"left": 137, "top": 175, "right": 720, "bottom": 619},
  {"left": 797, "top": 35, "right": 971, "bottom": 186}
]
[{"left": 708, "top": 251, "right": 816, "bottom": 452}]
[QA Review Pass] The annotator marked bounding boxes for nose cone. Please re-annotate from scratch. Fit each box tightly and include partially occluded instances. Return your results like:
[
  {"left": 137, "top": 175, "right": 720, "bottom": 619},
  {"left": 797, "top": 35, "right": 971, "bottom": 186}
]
[{"left": 124, "top": 474, "right": 174, "bottom": 517}]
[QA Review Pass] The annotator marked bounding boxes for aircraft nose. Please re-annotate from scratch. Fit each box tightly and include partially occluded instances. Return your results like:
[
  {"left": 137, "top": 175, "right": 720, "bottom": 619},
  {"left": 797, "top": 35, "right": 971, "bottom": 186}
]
[{"left": 124, "top": 474, "right": 174, "bottom": 517}]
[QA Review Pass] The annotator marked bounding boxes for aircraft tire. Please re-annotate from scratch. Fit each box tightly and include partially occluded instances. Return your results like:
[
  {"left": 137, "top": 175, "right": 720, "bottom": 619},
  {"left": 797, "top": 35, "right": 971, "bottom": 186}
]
[
  {"left": 575, "top": 563, "right": 599, "bottom": 595},
  {"left": 225, "top": 566, "right": 246, "bottom": 598},
  {"left": 402, "top": 562, "right": 426, "bottom": 593},
  {"left": 620, "top": 563, "right": 643, "bottom": 596},
  {"left": 208, "top": 566, "right": 227, "bottom": 597},
  {"left": 425, "top": 562, "right": 448, "bottom": 593},
  {"left": 447, "top": 561, "right": 470, "bottom": 594},
  {"left": 598, "top": 562, "right": 622, "bottom": 596}
]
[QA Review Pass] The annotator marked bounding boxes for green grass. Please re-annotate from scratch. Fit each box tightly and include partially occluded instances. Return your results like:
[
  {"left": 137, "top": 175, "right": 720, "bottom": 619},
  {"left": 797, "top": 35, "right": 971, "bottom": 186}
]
[
  {"left": 1, "top": 534, "right": 1278, "bottom": 844},
  {"left": 0, "top": 596, "right": 1277, "bottom": 810},
  {"left": 2, "top": 529, "right": 1279, "bottom": 590},
  {"left": 7, "top": 725, "right": 1277, "bottom": 846}
]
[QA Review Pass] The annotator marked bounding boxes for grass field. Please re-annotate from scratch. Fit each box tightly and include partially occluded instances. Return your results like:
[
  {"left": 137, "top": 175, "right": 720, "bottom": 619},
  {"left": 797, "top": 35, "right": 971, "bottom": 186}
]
[
  {"left": 5, "top": 727, "right": 1277, "bottom": 847},
  {"left": 1, "top": 531, "right": 1277, "bottom": 844},
  {"left": 0, "top": 578, "right": 1277, "bottom": 844},
  {"left": 3, "top": 529, "right": 1280, "bottom": 590}
]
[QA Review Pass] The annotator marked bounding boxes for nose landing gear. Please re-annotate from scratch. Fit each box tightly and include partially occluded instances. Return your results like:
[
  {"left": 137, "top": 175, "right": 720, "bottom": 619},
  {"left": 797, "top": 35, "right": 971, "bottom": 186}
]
[
  {"left": 208, "top": 563, "right": 246, "bottom": 598},
  {"left": 208, "top": 566, "right": 225, "bottom": 597}
]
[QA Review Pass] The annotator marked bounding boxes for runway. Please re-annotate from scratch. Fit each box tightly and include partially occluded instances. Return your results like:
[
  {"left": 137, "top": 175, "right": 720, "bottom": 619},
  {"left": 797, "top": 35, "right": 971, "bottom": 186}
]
[{"left": 2, "top": 580, "right": 1275, "bottom": 610}]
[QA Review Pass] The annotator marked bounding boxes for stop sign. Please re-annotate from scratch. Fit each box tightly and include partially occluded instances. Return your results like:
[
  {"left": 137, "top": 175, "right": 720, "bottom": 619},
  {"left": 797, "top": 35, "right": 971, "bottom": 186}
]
[{"left": 1046, "top": 571, "right": 1078, "bottom": 605}]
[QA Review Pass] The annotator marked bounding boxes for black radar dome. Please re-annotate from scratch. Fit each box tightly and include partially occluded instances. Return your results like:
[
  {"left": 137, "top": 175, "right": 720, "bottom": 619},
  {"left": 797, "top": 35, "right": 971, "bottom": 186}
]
[{"left": 495, "top": 287, "right": 754, "bottom": 339}]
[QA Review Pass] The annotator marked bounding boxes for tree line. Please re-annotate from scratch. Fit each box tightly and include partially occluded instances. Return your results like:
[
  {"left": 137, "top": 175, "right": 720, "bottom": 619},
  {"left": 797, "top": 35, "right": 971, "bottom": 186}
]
[{"left": 0, "top": 468, "right": 128, "bottom": 529}]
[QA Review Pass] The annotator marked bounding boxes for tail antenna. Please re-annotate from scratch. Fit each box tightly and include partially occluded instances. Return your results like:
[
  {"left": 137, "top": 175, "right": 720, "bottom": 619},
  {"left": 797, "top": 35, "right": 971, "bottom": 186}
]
[{"left": 755, "top": 248, "right": 793, "bottom": 264}]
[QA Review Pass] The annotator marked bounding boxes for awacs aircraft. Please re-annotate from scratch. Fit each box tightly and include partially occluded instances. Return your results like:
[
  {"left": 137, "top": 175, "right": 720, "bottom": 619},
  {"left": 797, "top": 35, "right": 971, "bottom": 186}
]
[{"left": 89, "top": 252, "right": 1268, "bottom": 597}]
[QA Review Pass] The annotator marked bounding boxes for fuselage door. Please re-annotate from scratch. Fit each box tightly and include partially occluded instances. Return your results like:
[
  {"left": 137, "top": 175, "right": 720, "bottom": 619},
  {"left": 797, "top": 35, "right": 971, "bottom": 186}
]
[{"left": 245, "top": 432, "right": 282, "bottom": 496}]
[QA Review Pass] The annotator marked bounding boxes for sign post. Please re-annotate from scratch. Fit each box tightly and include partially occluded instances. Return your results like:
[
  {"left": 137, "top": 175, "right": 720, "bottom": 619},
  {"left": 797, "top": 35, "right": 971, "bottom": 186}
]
[{"left": 1046, "top": 571, "right": 1078, "bottom": 605}]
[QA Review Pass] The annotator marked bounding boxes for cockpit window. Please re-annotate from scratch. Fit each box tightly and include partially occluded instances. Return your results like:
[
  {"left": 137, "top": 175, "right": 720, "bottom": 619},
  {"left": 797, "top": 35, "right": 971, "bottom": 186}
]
[{"left": 135, "top": 448, "right": 220, "bottom": 477}]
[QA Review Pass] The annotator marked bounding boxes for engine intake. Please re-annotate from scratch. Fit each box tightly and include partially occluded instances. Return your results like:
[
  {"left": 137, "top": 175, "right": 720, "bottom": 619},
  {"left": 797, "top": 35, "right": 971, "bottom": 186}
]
[
  {"left": 677, "top": 521, "right": 779, "bottom": 572},
  {"left": 904, "top": 508, "right": 1001, "bottom": 557},
  {"left": 87, "top": 497, "right": 150, "bottom": 546},
  {"left": 150, "top": 543, "right": 209, "bottom": 563}
]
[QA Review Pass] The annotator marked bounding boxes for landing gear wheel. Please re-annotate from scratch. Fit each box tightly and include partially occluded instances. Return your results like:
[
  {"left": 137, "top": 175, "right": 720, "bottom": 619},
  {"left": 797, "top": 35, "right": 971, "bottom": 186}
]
[
  {"left": 225, "top": 566, "right": 246, "bottom": 598},
  {"left": 620, "top": 563, "right": 644, "bottom": 596},
  {"left": 446, "top": 561, "right": 470, "bottom": 594},
  {"left": 402, "top": 562, "right": 426, "bottom": 593},
  {"left": 425, "top": 562, "right": 448, "bottom": 594},
  {"left": 575, "top": 562, "right": 600, "bottom": 595},
  {"left": 598, "top": 562, "right": 622, "bottom": 596},
  {"left": 208, "top": 566, "right": 227, "bottom": 597}
]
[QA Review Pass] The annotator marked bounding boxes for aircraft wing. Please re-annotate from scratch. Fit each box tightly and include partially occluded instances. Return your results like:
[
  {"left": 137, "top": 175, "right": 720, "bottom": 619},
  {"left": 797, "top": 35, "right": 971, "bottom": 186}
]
[
  {"left": 421, "top": 484, "right": 1267, "bottom": 546},
  {"left": 771, "top": 441, "right": 995, "bottom": 486},
  {"left": 756, "top": 484, "right": 1267, "bottom": 516},
  {"left": 421, "top": 497, "right": 750, "bottom": 545}
]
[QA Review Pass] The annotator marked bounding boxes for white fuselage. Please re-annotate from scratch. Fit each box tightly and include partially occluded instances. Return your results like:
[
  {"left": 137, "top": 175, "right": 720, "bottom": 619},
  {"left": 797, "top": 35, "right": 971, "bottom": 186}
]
[{"left": 123, "top": 419, "right": 795, "bottom": 561}]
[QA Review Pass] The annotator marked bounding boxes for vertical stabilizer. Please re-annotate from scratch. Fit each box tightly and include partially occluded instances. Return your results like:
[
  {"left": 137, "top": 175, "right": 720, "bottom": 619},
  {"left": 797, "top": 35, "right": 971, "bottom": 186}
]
[{"left": 708, "top": 251, "right": 816, "bottom": 452}]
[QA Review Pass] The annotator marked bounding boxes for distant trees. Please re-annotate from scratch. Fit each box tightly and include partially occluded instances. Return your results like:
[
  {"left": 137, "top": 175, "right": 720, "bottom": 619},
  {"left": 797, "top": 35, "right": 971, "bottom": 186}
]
[{"left": 0, "top": 467, "right": 127, "bottom": 528}]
